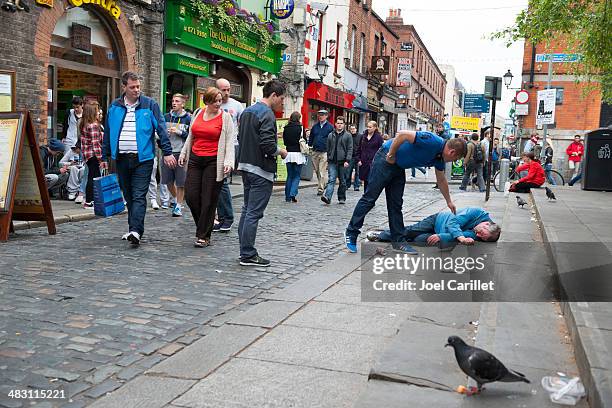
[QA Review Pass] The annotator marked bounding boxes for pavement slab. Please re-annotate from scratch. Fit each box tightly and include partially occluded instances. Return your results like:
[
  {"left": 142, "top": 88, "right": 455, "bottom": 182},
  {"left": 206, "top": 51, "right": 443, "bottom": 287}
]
[
  {"left": 228, "top": 300, "right": 302, "bottom": 328},
  {"left": 171, "top": 358, "right": 366, "bottom": 408},
  {"left": 147, "top": 324, "right": 265, "bottom": 379},
  {"left": 355, "top": 380, "right": 461, "bottom": 408},
  {"left": 88, "top": 376, "right": 195, "bottom": 408}
]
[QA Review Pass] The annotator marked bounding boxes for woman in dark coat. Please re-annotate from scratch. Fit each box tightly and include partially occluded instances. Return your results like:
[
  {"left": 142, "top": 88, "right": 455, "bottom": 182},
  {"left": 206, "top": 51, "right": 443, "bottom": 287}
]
[
  {"left": 282, "top": 112, "right": 306, "bottom": 202},
  {"left": 356, "top": 121, "right": 384, "bottom": 191}
]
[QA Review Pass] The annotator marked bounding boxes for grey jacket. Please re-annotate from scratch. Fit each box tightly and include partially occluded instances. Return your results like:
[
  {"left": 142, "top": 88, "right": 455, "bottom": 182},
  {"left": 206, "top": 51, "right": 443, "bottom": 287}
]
[{"left": 326, "top": 130, "right": 353, "bottom": 163}]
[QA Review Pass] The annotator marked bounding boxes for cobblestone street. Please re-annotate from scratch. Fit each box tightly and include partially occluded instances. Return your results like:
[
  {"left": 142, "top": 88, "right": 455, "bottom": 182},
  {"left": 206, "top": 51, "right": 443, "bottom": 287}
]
[{"left": 0, "top": 184, "right": 440, "bottom": 407}]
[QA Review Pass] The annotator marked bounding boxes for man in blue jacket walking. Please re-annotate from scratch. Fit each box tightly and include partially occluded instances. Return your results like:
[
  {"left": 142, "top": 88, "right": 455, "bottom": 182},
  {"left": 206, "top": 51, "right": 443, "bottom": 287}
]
[
  {"left": 101, "top": 71, "right": 176, "bottom": 247},
  {"left": 366, "top": 207, "right": 501, "bottom": 249},
  {"left": 308, "top": 110, "right": 334, "bottom": 195}
]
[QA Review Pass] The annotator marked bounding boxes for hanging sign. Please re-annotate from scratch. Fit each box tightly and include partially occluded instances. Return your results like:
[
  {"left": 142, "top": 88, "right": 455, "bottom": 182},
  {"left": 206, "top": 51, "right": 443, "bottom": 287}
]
[
  {"left": 397, "top": 58, "right": 411, "bottom": 87},
  {"left": 370, "top": 56, "right": 390, "bottom": 75},
  {"left": 271, "top": 0, "right": 294, "bottom": 19}
]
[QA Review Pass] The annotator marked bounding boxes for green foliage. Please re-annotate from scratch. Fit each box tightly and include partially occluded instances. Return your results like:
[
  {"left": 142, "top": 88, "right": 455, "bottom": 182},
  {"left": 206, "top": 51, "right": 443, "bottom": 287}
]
[
  {"left": 190, "top": 0, "right": 278, "bottom": 52},
  {"left": 492, "top": 0, "right": 612, "bottom": 102}
]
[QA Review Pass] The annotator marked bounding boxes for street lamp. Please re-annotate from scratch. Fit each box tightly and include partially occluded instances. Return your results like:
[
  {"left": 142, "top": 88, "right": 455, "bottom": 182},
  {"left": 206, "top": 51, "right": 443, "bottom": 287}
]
[
  {"left": 503, "top": 69, "right": 514, "bottom": 89},
  {"left": 316, "top": 59, "right": 329, "bottom": 81}
]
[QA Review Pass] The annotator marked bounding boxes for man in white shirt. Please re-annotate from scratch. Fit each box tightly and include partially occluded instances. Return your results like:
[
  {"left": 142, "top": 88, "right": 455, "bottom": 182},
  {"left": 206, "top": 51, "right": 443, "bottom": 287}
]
[{"left": 61, "top": 96, "right": 83, "bottom": 155}]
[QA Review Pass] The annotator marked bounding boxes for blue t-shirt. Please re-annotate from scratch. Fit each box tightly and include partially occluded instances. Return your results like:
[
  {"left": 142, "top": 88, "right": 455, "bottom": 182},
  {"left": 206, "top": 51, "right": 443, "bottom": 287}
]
[{"left": 382, "top": 131, "right": 446, "bottom": 171}]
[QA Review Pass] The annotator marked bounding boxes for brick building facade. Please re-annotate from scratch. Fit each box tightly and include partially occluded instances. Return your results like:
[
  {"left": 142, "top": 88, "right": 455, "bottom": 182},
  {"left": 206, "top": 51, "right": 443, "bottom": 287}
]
[
  {"left": 519, "top": 41, "right": 603, "bottom": 167},
  {"left": 0, "top": 0, "right": 164, "bottom": 143},
  {"left": 386, "top": 9, "right": 445, "bottom": 131}
]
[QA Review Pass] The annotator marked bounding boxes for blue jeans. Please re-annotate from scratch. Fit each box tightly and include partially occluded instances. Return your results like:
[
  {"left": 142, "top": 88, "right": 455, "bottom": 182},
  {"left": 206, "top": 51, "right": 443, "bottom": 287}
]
[
  {"left": 345, "top": 158, "right": 360, "bottom": 188},
  {"left": 544, "top": 163, "right": 556, "bottom": 185},
  {"left": 217, "top": 178, "right": 234, "bottom": 225},
  {"left": 346, "top": 149, "right": 406, "bottom": 245},
  {"left": 238, "top": 171, "right": 273, "bottom": 259},
  {"left": 569, "top": 172, "right": 582, "bottom": 186},
  {"left": 285, "top": 162, "right": 302, "bottom": 201},
  {"left": 80, "top": 165, "right": 88, "bottom": 194},
  {"left": 324, "top": 162, "right": 347, "bottom": 201},
  {"left": 410, "top": 167, "right": 426, "bottom": 177},
  {"left": 379, "top": 214, "right": 437, "bottom": 243},
  {"left": 116, "top": 155, "right": 154, "bottom": 237}
]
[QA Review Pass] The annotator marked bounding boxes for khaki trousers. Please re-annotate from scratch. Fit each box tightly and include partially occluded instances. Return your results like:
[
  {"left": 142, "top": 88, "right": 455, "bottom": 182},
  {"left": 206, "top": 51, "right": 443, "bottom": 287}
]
[{"left": 311, "top": 151, "right": 328, "bottom": 193}]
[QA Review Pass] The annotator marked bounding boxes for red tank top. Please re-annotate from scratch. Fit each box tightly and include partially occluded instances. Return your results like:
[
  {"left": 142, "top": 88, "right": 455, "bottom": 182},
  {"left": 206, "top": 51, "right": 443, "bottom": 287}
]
[{"left": 191, "top": 111, "right": 222, "bottom": 156}]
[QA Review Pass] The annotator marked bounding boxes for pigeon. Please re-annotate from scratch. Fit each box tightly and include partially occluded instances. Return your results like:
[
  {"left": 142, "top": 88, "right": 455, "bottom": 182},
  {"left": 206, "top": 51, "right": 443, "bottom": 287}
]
[
  {"left": 516, "top": 196, "right": 527, "bottom": 208},
  {"left": 446, "top": 336, "right": 530, "bottom": 393},
  {"left": 545, "top": 187, "right": 556, "bottom": 201}
]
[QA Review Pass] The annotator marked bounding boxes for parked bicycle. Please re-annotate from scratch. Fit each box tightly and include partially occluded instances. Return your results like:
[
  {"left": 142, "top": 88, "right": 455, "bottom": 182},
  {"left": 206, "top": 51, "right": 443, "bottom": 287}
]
[{"left": 492, "top": 157, "right": 564, "bottom": 191}]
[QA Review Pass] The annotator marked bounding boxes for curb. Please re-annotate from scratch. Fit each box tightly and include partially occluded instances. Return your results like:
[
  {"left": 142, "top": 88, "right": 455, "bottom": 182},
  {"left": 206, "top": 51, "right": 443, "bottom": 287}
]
[{"left": 531, "top": 191, "right": 610, "bottom": 408}]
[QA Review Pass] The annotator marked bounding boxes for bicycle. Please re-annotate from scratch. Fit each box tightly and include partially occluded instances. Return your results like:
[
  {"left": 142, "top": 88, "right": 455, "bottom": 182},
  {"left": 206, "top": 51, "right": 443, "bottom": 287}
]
[{"left": 492, "top": 157, "right": 564, "bottom": 192}]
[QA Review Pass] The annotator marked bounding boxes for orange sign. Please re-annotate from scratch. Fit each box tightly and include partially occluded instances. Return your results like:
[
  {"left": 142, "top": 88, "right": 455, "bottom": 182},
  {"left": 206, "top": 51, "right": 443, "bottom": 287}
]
[{"left": 35, "top": 0, "right": 53, "bottom": 7}]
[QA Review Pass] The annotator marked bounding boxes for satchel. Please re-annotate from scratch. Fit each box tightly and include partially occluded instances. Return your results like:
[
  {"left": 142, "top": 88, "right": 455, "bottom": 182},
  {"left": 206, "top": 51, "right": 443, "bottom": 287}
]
[
  {"left": 93, "top": 172, "right": 125, "bottom": 217},
  {"left": 299, "top": 138, "right": 311, "bottom": 155}
]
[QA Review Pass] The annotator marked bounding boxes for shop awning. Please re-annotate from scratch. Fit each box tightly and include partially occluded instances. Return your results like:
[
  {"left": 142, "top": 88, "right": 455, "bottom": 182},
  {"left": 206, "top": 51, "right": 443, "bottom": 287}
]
[{"left": 303, "top": 82, "right": 355, "bottom": 110}]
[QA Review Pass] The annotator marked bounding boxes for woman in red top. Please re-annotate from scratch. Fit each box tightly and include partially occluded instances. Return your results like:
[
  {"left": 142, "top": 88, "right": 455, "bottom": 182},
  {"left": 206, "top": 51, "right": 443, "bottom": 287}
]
[
  {"left": 79, "top": 103, "right": 104, "bottom": 207},
  {"left": 510, "top": 152, "right": 545, "bottom": 193},
  {"left": 179, "top": 87, "right": 235, "bottom": 247}
]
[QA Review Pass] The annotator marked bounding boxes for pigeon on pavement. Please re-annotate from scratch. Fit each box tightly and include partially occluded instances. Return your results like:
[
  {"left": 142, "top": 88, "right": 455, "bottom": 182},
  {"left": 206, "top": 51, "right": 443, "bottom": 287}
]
[
  {"left": 446, "top": 335, "right": 530, "bottom": 393},
  {"left": 516, "top": 196, "right": 527, "bottom": 208},
  {"left": 545, "top": 187, "right": 556, "bottom": 201}
]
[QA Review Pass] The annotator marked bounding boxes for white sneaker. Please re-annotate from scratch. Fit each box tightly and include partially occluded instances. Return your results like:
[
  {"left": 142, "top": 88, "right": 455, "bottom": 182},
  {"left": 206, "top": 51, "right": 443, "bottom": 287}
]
[
  {"left": 150, "top": 199, "right": 160, "bottom": 210},
  {"left": 121, "top": 232, "right": 130, "bottom": 240},
  {"left": 75, "top": 194, "right": 84, "bottom": 204},
  {"left": 68, "top": 192, "right": 77, "bottom": 200},
  {"left": 127, "top": 231, "right": 141, "bottom": 246}
]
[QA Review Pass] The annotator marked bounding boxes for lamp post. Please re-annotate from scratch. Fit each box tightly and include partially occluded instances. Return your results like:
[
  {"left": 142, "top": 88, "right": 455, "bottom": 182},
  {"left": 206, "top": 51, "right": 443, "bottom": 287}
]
[
  {"left": 503, "top": 69, "right": 524, "bottom": 156},
  {"left": 315, "top": 58, "right": 329, "bottom": 82}
]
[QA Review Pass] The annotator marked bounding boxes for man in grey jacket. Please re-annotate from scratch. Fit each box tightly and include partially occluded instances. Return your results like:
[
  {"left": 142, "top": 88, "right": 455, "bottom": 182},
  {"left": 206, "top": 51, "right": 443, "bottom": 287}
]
[{"left": 321, "top": 116, "right": 353, "bottom": 205}]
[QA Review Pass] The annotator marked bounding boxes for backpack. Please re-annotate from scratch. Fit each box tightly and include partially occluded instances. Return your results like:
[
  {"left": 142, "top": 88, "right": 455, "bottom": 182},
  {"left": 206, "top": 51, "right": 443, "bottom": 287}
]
[{"left": 471, "top": 142, "right": 484, "bottom": 163}]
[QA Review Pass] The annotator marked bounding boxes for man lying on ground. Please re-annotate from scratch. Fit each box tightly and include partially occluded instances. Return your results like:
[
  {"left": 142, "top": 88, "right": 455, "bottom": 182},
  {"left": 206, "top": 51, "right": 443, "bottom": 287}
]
[{"left": 366, "top": 207, "right": 501, "bottom": 249}]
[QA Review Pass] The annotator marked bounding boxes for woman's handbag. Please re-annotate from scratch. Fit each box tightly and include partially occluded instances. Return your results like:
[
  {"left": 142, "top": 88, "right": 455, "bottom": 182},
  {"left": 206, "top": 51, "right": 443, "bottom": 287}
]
[{"left": 299, "top": 138, "right": 311, "bottom": 155}]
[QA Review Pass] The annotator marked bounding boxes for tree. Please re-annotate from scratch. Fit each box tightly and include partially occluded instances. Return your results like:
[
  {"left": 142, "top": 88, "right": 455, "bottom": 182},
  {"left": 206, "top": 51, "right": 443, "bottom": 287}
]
[{"left": 493, "top": 0, "right": 612, "bottom": 102}]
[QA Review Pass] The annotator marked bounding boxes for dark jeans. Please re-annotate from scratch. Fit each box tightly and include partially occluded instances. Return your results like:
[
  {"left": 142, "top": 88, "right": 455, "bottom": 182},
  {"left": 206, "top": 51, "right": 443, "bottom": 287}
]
[
  {"left": 285, "top": 162, "right": 302, "bottom": 201},
  {"left": 510, "top": 181, "right": 540, "bottom": 193},
  {"left": 569, "top": 172, "right": 582, "bottom": 186},
  {"left": 345, "top": 158, "right": 360, "bottom": 188},
  {"left": 346, "top": 149, "right": 406, "bottom": 245},
  {"left": 85, "top": 156, "right": 101, "bottom": 203},
  {"left": 324, "top": 162, "right": 347, "bottom": 201},
  {"left": 238, "top": 171, "right": 273, "bottom": 259},
  {"left": 185, "top": 155, "right": 223, "bottom": 240},
  {"left": 217, "top": 177, "right": 234, "bottom": 225},
  {"left": 378, "top": 213, "right": 438, "bottom": 244},
  {"left": 116, "top": 155, "right": 153, "bottom": 237},
  {"left": 461, "top": 160, "right": 485, "bottom": 191}
]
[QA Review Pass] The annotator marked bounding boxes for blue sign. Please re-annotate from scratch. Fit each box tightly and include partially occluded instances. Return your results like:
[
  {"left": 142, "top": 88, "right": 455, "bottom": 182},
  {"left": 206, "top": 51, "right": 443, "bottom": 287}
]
[
  {"left": 443, "top": 121, "right": 450, "bottom": 131},
  {"left": 463, "top": 94, "right": 490, "bottom": 114},
  {"left": 535, "top": 53, "right": 582, "bottom": 63},
  {"left": 271, "top": 0, "right": 294, "bottom": 19}
]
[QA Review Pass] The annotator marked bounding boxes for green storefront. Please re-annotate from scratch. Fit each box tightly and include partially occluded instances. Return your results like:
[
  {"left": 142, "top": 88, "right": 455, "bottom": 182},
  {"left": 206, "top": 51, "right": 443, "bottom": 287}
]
[{"left": 162, "top": 0, "right": 284, "bottom": 111}]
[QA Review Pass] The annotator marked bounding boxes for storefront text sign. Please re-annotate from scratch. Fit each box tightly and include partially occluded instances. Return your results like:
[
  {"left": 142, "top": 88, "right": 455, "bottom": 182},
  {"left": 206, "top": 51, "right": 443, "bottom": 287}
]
[
  {"left": 35, "top": 0, "right": 53, "bottom": 7},
  {"left": 164, "top": 54, "right": 209, "bottom": 77},
  {"left": 451, "top": 116, "right": 480, "bottom": 131},
  {"left": 67, "top": 0, "right": 121, "bottom": 20},
  {"left": 166, "top": 1, "right": 282, "bottom": 74}
]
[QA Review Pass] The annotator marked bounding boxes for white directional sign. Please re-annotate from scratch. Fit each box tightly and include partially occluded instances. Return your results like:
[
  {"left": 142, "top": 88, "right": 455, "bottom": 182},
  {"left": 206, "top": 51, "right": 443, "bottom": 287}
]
[{"left": 536, "top": 89, "right": 556, "bottom": 125}]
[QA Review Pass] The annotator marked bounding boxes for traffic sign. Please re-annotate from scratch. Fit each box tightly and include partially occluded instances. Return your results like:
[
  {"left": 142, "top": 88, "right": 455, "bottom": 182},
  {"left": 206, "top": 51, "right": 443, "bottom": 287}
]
[
  {"left": 515, "top": 90, "right": 529, "bottom": 104},
  {"left": 535, "top": 53, "right": 582, "bottom": 63},
  {"left": 463, "top": 94, "right": 490, "bottom": 113}
]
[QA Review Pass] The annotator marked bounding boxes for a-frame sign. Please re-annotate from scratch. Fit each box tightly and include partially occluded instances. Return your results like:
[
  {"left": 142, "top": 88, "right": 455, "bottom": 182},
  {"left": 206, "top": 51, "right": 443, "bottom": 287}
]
[{"left": 0, "top": 111, "right": 56, "bottom": 241}]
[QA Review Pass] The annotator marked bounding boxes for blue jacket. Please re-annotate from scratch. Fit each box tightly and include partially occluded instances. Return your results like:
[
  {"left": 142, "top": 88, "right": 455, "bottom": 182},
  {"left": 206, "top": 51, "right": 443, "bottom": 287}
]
[
  {"left": 103, "top": 94, "right": 172, "bottom": 162},
  {"left": 309, "top": 121, "right": 334, "bottom": 152},
  {"left": 435, "top": 207, "right": 493, "bottom": 243}
]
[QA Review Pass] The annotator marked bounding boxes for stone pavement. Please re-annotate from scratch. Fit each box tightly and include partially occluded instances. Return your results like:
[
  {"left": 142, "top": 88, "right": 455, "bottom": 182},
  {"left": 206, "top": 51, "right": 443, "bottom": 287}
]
[
  {"left": 0, "top": 183, "right": 441, "bottom": 407},
  {"left": 84, "top": 189, "right": 590, "bottom": 408},
  {"left": 532, "top": 187, "right": 612, "bottom": 408}
]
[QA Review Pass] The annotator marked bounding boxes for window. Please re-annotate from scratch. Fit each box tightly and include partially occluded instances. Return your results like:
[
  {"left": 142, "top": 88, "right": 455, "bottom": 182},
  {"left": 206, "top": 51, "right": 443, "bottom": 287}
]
[
  {"left": 374, "top": 35, "right": 380, "bottom": 56},
  {"left": 390, "top": 49, "right": 395, "bottom": 84},
  {"left": 334, "top": 23, "right": 341, "bottom": 74},
  {"left": 350, "top": 25, "right": 356, "bottom": 69},
  {"left": 359, "top": 33, "right": 365, "bottom": 73}
]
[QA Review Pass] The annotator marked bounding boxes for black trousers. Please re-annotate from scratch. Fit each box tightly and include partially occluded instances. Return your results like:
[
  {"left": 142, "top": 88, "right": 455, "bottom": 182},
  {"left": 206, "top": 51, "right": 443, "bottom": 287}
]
[
  {"left": 85, "top": 156, "right": 101, "bottom": 203},
  {"left": 185, "top": 155, "right": 223, "bottom": 240},
  {"left": 510, "top": 181, "right": 540, "bottom": 193}
]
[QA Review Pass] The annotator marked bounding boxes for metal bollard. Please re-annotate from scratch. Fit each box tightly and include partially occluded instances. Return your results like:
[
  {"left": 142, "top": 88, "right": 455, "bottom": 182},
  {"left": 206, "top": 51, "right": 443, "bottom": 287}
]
[{"left": 498, "top": 158, "right": 510, "bottom": 191}]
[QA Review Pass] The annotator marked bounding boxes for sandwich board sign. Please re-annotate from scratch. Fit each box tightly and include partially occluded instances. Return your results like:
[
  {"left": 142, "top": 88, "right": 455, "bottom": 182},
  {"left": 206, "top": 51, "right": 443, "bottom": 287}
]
[{"left": 0, "top": 111, "right": 56, "bottom": 241}]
